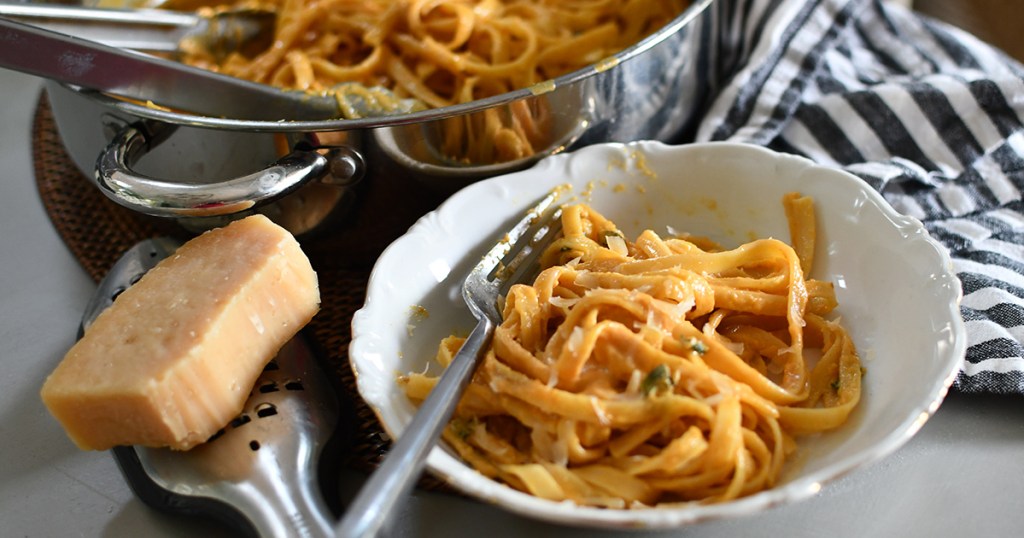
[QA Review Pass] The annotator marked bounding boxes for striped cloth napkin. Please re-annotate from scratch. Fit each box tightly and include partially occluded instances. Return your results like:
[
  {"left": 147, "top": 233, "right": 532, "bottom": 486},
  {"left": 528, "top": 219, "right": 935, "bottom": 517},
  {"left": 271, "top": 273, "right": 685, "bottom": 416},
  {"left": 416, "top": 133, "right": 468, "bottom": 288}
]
[{"left": 696, "top": 0, "right": 1024, "bottom": 393}]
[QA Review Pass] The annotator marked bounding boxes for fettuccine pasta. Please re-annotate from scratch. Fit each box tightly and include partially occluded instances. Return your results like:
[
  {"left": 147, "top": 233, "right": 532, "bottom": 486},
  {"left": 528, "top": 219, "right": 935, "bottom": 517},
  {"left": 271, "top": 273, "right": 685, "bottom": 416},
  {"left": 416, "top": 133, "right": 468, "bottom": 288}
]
[
  {"left": 172, "top": 0, "right": 689, "bottom": 162},
  {"left": 402, "top": 193, "right": 862, "bottom": 507}
]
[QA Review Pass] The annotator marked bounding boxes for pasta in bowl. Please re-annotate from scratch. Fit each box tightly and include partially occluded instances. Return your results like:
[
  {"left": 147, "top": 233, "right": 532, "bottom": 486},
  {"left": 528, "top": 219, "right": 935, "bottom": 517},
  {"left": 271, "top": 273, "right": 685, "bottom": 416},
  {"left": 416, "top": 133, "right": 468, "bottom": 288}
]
[{"left": 349, "top": 141, "right": 965, "bottom": 528}]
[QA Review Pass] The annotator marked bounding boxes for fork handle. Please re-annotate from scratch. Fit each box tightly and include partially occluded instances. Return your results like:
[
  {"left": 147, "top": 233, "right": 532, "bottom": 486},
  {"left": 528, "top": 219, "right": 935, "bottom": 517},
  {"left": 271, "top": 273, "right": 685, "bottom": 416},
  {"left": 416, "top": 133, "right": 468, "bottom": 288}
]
[{"left": 336, "top": 318, "right": 495, "bottom": 538}]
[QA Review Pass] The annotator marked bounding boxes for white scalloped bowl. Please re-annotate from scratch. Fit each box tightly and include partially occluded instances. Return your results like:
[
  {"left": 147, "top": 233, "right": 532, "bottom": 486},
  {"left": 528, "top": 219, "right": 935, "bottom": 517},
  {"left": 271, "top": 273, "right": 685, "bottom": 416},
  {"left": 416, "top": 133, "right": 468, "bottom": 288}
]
[{"left": 348, "top": 141, "right": 965, "bottom": 529}]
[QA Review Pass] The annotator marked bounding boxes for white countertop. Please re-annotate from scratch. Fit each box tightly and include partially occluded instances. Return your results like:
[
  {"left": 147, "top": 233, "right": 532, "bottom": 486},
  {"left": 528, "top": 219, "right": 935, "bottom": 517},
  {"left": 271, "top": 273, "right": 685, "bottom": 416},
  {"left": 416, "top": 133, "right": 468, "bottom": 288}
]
[{"left": 2, "top": 67, "right": 1023, "bottom": 537}]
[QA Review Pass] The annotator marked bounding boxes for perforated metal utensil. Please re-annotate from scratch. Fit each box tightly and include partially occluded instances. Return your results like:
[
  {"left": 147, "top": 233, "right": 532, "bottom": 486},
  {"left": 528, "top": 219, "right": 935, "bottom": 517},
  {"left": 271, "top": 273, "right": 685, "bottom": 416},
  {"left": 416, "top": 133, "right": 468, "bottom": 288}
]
[
  {"left": 80, "top": 238, "right": 341, "bottom": 537},
  {"left": 337, "top": 192, "right": 565, "bottom": 538}
]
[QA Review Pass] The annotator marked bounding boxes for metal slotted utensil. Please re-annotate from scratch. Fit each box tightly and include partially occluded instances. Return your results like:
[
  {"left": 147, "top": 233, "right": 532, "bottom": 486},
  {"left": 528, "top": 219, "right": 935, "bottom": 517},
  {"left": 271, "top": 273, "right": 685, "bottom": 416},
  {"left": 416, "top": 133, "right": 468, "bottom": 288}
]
[
  {"left": 337, "top": 192, "right": 565, "bottom": 538},
  {"left": 80, "top": 238, "right": 343, "bottom": 537}
]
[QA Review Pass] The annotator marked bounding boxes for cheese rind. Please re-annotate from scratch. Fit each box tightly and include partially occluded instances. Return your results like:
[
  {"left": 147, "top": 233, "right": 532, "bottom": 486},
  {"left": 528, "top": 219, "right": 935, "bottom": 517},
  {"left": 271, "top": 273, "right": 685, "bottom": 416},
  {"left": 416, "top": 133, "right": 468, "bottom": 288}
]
[{"left": 40, "top": 214, "right": 320, "bottom": 451}]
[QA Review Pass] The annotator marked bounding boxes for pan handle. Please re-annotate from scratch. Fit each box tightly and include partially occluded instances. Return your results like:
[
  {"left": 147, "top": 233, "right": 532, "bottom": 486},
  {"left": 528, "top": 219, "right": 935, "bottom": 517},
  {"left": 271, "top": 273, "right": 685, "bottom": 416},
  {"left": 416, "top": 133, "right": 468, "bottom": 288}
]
[{"left": 95, "top": 123, "right": 364, "bottom": 218}]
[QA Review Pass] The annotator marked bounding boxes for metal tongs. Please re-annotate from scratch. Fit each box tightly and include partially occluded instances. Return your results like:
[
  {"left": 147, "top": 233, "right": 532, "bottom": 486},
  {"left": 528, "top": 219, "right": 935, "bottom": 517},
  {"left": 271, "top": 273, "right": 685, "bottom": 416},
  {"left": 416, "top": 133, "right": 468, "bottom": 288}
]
[
  {"left": 0, "top": 4, "right": 341, "bottom": 120},
  {"left": 82, "top": 238, "right": 344, "bottom": 537},
  {"left": 0, "top": 2, "right": 275, "bottom": 57}
]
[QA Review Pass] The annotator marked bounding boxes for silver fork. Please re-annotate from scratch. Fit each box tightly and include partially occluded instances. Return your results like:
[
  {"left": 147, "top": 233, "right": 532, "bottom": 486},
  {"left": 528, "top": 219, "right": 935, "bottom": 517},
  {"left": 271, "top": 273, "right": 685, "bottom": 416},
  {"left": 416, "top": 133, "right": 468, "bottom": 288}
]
[{"left": 336, "top": 192, "right": 565, "bottom": 538}]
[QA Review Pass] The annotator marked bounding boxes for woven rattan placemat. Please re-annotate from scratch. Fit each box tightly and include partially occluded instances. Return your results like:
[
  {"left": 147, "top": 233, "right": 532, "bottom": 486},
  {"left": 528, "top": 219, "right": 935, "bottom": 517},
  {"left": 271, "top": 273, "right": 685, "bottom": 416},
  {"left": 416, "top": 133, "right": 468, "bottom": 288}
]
[{"left": 30, "top": 92, "right": 419, "bottom": 479}]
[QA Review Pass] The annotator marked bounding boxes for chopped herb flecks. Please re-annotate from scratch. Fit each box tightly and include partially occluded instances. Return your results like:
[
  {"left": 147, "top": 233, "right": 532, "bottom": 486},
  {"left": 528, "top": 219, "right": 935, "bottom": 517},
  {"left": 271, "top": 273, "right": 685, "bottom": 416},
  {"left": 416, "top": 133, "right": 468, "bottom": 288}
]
[
  {"left": 684, "top": 337, "right": 708, "bottom": 355},
  {"left": 641, "top": 364, "right": 673, "bottom": 397},
  {"left": 451, "top": 418, "right": 474, "bottom": 440}
]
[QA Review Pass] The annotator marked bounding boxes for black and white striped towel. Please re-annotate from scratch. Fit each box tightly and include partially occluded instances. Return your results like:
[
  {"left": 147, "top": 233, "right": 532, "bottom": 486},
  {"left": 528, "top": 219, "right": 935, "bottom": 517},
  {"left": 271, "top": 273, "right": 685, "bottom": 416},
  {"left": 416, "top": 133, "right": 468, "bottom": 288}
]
[{"left": 696, "top": 0, "right": 1024, "bottom": 394}]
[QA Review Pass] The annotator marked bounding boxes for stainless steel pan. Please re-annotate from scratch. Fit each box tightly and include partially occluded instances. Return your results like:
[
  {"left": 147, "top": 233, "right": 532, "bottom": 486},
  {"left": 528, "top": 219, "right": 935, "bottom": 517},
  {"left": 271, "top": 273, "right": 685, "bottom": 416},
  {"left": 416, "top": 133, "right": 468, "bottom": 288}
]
[{"left": 41, "top": 0, "right": 717, "bottom": 266}]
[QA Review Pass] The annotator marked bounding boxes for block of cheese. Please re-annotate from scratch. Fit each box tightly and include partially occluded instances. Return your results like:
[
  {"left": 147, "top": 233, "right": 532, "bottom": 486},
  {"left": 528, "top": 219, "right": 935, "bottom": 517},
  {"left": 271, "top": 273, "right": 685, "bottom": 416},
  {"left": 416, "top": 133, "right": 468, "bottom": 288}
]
[{"left": 40, "top": 214, "right": 320, "bottom": 451}]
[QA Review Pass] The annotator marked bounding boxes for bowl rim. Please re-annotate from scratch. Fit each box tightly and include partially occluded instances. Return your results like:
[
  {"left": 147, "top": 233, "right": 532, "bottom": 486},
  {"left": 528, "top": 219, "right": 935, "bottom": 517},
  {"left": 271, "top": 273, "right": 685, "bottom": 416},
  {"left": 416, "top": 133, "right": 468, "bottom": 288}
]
[{"left": 349, "top": 140, "right": 967, "bottom": 528}]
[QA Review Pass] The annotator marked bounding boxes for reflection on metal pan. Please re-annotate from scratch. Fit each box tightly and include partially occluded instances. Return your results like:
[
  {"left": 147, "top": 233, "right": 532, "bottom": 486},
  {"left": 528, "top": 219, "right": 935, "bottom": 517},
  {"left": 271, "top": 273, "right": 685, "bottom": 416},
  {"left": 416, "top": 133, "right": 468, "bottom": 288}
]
[{"left": 45, "top": 0, "right": 717, "bottom": 265}]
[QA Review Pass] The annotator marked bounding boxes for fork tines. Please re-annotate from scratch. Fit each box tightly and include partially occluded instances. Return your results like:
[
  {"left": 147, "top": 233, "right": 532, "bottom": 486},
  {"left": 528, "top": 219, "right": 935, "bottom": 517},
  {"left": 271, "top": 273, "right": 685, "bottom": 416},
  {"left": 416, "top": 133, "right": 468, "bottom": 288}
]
[{"left": 483, "top": 192, "right": 564, "bottom": 289}]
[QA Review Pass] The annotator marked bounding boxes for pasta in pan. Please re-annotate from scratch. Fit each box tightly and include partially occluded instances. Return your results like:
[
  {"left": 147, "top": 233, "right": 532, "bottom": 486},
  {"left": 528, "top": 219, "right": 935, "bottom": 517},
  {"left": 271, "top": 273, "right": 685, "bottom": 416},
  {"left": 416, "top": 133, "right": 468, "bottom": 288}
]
[
  {"left": 171, "top": 0, "right": 690, "bottom": 163},
  {"left": 402, "top": 193, "right": 863, "bottom": 507}
]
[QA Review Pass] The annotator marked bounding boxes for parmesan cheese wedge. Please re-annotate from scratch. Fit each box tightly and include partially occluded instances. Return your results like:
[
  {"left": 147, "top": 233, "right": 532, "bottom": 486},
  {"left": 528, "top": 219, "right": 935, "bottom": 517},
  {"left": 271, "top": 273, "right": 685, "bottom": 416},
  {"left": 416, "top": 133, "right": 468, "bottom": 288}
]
[{"left": 40, "top": 214, "right": 320, "bottom": 451}]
